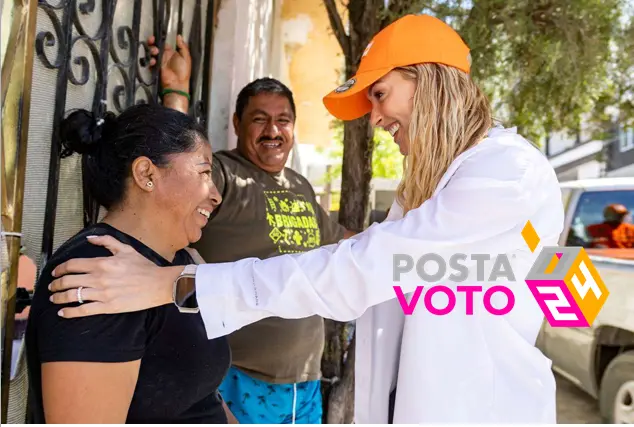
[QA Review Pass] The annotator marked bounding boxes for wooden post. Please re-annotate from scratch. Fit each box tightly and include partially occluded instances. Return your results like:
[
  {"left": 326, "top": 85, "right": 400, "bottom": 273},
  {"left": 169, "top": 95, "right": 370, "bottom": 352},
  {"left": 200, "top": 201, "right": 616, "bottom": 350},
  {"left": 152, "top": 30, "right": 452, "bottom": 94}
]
[{"left": 1, "top": 0, "right": 38, "bottom": 422}]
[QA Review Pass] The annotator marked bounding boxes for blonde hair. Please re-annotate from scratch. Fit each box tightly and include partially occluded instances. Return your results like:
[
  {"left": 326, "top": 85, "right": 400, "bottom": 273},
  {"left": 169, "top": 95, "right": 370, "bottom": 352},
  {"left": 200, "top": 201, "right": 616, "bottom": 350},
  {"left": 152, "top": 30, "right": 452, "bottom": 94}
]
[{"left": 395, "top": 63, "right": 493, "bottom": 214}]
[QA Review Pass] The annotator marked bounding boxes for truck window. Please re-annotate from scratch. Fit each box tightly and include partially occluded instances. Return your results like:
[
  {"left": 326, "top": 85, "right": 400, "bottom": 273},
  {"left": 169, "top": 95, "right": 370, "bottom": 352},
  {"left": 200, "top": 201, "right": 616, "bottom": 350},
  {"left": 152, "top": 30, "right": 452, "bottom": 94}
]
[{"left": 565, "top": 190, "right": 634, "bottom": 248}]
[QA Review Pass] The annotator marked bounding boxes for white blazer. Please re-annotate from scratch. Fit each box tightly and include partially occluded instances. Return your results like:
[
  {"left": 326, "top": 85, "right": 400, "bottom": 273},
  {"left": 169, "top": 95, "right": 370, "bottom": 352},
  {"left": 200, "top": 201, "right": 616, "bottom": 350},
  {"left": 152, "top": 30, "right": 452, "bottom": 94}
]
[{"left": 196, "top": 127, "right": 564, "bottom": 423}]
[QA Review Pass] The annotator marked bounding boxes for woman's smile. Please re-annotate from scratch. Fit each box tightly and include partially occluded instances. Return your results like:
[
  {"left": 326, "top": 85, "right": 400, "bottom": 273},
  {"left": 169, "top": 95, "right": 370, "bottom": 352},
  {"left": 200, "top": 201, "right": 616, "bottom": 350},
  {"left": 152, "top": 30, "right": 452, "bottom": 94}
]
[{"left": 197, "top": 207, "right": 211, "bottom": 220}]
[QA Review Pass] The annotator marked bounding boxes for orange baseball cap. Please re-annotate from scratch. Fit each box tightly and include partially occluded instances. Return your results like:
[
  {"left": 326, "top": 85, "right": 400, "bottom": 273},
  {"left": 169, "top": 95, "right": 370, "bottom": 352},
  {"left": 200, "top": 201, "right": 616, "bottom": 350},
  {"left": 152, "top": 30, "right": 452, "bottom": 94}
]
[{"left": 323, "top": 14, "right": 471, "bottom": 121}]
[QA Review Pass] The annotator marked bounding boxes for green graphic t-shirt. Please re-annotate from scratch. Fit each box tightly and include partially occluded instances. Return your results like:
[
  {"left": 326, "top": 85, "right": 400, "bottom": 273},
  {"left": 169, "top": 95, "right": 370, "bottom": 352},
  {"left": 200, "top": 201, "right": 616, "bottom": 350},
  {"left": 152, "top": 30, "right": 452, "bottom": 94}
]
[{"left": 191, "top": 149, "right": 345, "bottom": 384}]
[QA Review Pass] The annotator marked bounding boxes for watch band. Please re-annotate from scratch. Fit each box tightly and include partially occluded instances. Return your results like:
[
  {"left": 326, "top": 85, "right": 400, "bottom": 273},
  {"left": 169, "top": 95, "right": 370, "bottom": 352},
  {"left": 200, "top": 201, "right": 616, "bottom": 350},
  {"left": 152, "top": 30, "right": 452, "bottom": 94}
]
[
  {"left": 181, "top": 264, "right": 198, "bottom": 277},
  {"left": 173, "top": 264, "right": 199, "bottom": 313}
]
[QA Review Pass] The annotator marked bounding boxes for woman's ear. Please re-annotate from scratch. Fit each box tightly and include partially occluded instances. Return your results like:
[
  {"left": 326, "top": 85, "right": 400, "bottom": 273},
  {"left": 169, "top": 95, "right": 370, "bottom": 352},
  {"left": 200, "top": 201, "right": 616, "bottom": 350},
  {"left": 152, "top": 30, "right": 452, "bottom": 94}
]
[{"left": 131, "top": 157, "right": 156, "bottom": 192}]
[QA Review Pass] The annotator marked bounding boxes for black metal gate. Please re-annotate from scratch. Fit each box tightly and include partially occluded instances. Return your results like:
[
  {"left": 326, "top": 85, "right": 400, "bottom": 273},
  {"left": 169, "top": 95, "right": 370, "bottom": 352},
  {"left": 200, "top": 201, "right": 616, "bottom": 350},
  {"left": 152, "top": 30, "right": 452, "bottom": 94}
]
[
  {"left": 36, "top": 0, "right": 215, "bottom": 267},
  {"left": 1, "top": 0, "right": 216, "bottom": 422}
]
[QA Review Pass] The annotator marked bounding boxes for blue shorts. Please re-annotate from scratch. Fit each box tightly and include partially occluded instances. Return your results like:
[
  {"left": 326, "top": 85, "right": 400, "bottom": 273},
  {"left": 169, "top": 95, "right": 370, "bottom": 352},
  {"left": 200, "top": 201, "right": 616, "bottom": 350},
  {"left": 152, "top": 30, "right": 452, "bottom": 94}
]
[{"left": 219, "top": 366, "right": 323, "bottom": 424}]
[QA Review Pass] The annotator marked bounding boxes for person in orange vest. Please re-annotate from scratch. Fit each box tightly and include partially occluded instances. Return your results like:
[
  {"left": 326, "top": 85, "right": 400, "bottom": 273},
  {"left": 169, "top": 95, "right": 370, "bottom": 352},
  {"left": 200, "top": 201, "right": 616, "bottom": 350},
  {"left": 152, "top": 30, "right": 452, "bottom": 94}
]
[{"left": 586, "top": 204, "right": 634, "bottom": 249}]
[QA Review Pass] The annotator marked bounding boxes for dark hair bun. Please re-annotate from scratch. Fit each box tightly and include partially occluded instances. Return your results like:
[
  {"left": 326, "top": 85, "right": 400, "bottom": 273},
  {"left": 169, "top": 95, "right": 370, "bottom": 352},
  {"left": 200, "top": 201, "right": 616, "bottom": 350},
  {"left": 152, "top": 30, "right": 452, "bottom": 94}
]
[{"left": 59, "top": 110, "right": 115, "bottom": 158}]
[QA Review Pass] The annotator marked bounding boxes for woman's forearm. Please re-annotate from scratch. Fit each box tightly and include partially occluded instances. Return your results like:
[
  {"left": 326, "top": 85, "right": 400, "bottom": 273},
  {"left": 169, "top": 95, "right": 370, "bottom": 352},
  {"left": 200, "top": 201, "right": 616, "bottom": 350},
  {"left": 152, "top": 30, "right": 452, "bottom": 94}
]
[{"left": 193, "top": 173, "right": 550, "bottom": 339}]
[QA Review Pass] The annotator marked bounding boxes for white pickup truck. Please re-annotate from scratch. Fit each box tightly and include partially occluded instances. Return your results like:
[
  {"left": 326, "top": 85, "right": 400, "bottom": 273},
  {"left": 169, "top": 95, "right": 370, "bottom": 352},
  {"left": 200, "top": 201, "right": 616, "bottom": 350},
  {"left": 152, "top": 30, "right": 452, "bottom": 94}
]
[{"left": 536, "top": 177, "right": 634, "bottom": 423}]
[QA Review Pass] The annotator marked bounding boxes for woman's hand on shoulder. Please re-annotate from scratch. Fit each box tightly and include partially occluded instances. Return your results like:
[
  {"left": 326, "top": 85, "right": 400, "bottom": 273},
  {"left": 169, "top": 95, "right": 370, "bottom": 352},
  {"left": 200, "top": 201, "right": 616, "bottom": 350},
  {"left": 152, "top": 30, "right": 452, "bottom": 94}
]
[{"left": 48, "top": 235, "right": 182, "bottom": 318}]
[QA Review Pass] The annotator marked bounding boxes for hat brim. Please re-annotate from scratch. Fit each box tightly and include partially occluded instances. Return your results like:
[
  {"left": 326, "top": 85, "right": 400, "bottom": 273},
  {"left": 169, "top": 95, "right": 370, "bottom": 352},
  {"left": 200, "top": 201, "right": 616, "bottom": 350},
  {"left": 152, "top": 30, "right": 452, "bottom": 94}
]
[{"left": 323, "top": 67, "right": 393, "bottom": 121}]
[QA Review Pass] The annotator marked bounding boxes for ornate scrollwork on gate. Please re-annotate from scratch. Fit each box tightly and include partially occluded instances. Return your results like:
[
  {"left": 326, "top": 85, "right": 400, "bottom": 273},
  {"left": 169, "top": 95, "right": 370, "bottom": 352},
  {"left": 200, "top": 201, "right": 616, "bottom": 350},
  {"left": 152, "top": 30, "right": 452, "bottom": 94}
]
[{"left": 32, "top": 0, "right": 215, "bottom": 267}]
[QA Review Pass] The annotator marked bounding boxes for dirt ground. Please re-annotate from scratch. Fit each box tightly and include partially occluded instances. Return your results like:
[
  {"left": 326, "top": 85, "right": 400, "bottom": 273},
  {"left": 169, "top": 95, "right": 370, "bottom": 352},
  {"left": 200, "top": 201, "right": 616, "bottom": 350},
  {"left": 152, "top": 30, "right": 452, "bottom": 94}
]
[{"left": 556, "top": 372, "right": 602, "bottom": 424}]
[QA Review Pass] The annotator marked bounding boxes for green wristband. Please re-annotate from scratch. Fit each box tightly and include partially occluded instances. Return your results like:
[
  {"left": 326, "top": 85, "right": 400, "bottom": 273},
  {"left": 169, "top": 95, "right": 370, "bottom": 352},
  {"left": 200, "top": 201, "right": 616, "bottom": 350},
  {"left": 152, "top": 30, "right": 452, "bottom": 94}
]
[{"left": 162, "top": 88, "right": 191, "bottom": 101}]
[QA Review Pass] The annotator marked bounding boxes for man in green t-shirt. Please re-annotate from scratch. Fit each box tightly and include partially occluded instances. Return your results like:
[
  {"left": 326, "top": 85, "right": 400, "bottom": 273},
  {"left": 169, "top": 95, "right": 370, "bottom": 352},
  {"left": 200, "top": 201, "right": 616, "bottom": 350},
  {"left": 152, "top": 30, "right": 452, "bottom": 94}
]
[{"left": 149, "top": 36, "right": 353, "bottom": 423}]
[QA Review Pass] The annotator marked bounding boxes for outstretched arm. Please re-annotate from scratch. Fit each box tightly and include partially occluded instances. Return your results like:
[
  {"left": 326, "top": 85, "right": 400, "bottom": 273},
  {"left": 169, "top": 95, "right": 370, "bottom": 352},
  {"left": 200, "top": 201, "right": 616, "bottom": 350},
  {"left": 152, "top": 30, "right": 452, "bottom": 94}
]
[
  {"left": 47, "top": 167, "right": 559, "bottom": 336},
  {"left": 192, "top": 173, "right": 549, "bottom": 338}
]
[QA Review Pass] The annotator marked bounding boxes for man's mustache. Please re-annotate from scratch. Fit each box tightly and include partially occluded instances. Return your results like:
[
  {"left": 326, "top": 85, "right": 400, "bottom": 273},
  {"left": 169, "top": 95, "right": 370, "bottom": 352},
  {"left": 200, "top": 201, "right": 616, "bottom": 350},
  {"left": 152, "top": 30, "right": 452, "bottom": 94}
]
[{"left": 258, "top": 136, "right": 284, "bottom": 143}]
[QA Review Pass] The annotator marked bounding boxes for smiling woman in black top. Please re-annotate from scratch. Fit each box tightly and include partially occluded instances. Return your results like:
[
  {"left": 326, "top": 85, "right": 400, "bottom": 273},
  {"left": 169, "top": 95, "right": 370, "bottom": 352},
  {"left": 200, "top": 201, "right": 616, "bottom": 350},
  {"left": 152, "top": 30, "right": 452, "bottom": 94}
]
[{"left": 25, "top": 104, "right": 233, "bottom": 423}]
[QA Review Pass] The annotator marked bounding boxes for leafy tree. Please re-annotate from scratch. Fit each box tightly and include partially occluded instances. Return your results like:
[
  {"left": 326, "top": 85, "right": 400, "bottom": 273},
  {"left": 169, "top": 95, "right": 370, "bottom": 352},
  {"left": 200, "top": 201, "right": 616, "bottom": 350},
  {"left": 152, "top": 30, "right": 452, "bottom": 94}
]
[
  {"left": 590, "top": 7, "right": 634, "bottom": 137},
  {"left": 320, "top": 120, "right": 403, "bottom": 184},
  {"left": 320, "top": 0, "right": 631, "bottom": 423}
]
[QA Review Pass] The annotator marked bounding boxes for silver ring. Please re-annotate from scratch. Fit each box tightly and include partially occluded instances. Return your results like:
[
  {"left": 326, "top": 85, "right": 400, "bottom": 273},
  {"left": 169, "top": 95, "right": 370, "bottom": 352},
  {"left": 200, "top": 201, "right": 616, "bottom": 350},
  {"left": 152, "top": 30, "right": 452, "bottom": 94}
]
[{"left": 77, "top": 286, "right": 84, "bottom": 304}]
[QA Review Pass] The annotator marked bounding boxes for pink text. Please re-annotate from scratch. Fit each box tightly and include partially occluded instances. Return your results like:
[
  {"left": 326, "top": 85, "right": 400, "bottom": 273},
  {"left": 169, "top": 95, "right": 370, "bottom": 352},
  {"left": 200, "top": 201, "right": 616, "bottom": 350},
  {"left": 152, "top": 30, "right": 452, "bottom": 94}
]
[{"left": 393, "top": 285, "right": 515, "bottom": 316}]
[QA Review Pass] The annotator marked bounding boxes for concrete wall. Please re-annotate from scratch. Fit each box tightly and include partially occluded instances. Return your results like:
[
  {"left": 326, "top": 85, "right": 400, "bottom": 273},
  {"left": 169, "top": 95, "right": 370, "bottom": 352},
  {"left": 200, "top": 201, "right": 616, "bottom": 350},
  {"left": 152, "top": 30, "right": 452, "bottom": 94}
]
[
  {"left": 606, "top": 163, "right": 634, "bottom": 178},
  {"left": 206, "top": 0, "right": 342, "bottom": 141},
  {"left": 553, "top": 159, "right": 606, "bottom": 182},
  {"left": 206, "top": 0, "right": 346, "bottom": 178},
  {"left": 607, "top": 127, "right": 634, "bottom": 174},
  {"left": 544, "top": 115, "right": 598, "bottom": 157},
  {"left": 207, "top": 0, "right": 278, "bottom": 151},
  {"left": 280, "top": 0, "right": 343, "bottom": 150},
  {"left": 577, "top": 160, "right": 604, "bottom": 179}
]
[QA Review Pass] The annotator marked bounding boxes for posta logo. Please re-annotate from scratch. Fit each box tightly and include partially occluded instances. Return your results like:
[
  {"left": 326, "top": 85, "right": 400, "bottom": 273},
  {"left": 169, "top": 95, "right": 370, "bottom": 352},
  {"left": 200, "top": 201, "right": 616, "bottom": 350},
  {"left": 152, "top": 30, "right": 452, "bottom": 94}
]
[{"left": 522, "top": 221, "right": 609, "bottom": 327}]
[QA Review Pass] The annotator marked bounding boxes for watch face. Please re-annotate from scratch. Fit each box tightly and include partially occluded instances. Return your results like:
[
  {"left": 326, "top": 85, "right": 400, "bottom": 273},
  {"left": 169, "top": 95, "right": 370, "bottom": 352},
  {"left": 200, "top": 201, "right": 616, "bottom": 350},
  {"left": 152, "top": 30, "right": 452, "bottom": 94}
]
[{"left": 175, "top": 276, "right": 198, "bottom": 310}]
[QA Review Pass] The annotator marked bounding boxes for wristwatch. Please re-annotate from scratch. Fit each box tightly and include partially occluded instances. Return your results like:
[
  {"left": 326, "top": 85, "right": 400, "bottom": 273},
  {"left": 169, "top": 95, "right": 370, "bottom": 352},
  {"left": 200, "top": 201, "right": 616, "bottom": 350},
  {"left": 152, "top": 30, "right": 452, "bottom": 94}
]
[{"left": 173, "top": 264, "right": 199, "bottom": 313}]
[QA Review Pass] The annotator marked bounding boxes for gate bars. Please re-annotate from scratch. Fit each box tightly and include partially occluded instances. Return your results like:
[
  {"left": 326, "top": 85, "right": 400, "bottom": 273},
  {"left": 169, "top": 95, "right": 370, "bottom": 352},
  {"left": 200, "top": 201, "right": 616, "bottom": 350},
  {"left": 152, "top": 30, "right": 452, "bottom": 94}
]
[
  {"left": 38, "top": 0, "right": 215, "bottom": 267},
  {"left": 1, "top": 0, "right": 216, "bottom": 422}
]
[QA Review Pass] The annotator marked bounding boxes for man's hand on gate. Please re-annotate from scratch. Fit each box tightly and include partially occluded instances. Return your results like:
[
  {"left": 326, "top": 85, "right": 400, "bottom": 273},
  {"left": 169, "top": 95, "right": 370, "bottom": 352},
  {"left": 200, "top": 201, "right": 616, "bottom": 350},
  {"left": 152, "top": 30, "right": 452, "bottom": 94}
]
[
  {"left": 48, "top": 235, "right": 182, "bottom": 318},
  {"left": 147, "top": 34, "right": 191, "bottom": 92},
  {"left": 147, "top": 34, "right": 191, "bottom": 113}
]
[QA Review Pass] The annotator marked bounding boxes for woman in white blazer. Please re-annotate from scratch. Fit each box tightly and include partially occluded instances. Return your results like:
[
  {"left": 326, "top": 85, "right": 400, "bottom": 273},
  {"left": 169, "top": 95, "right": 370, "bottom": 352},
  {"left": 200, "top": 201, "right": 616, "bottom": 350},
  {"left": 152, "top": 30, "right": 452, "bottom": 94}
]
[{"left": 49, "top": 14, "right": 564, "bottom": 423}]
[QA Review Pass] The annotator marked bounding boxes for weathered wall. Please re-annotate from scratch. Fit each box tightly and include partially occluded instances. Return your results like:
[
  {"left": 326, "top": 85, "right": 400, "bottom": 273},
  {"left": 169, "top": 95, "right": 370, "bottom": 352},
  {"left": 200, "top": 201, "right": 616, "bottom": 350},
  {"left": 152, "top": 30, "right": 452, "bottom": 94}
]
[
  {"left": 607, "top": 127, "right": 634, "bottom": 174},
  {"left": 281, "top": 0, "right": 342, "bottom": 149},
  {"left": 206, "top": 0, "right": 344, "bottom": 171},
  {"left": 208, "top": 0, "right": 277, "bottom": 151}
]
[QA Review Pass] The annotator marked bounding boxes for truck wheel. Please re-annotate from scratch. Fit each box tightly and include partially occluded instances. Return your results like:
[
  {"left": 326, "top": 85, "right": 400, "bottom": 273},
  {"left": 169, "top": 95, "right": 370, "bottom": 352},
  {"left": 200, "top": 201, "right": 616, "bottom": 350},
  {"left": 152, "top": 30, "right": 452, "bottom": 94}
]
[{"left": 599, "top": 351, "right": 634, "bottom": 423}]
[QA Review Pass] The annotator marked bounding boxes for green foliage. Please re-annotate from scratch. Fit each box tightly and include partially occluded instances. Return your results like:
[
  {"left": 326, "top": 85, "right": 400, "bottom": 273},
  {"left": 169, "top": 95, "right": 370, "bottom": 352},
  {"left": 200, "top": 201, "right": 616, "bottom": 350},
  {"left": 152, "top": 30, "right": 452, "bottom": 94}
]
[
  {"left": 589, "top": 7, "right": 634, "bottom": 136},
  {"left": 434, "top": 0, "right": 628, "bottom": 142},
  {"left": 319, "top": 120, "right": 403, "bottom": 184},
  {"left": 372, "top": 128, "right": 404, "bottom": 179}
]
